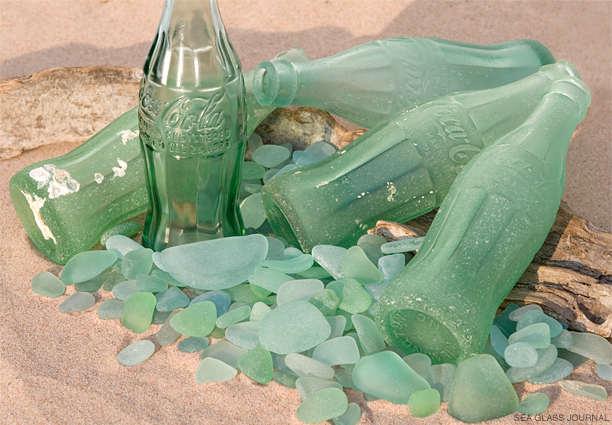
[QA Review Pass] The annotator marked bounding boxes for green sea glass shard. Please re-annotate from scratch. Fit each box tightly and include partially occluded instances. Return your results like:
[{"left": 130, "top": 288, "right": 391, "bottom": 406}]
[
  {"left": 112, "top": 280, "right": 138, "bottom": 301},
  {"left": 403, "top": 353, "right": 431, "bottom": 380},
  {"left": 74, "top": 274, "right": 104, "bottom": 293},
  {"left": 482, "top": 342, "right": 510, "bottom": 372},
  {"left": 122, "top": 292, "right": 156, "bottom": 333},
  {"left": 409, "top": 388, "right": 441, "bottom": 418},
  {"left": 58, "top": 292, "right": 95, "bottom": 313},
  {"left": 273, "top": 370, "right": 299, "bottom": 388},
  {"left": 357, "top": 234, "right": 386, "bottom": 250},
  {"left": 238, "top": 347, "right": 274, "bottom": 384},
  {"left": 276, "top": 279, "right": 324, "bottom": 306},
  {"left": 100, "top": 221, "right": 141, "bottom": 248},
  {"left": 249, "top": 302, "right": 271, "bottom": 321},
  {"left": 381, "top": 237, "right": 425, "bottom": 255},
  {"left": 567, "top": 331, "right": 612, "bottom": 364},
  {"left": 261, "top": 254, "right": 314, "bottom": 275},
  {"left": 248, "top": 266, "right": 294, "bottom": 293},
  {"left": 60, "top": 251, "right": 117, "bottom": 285},
  {"left": 102, "top": 269, "right": 127, "bottom": 291},
  {"left": 252, "top": 145, "right": 292, "bottom": 168},
  {"left": 155, "top": 286, "right": 190, "bottom": 312},
  {"left": 558, "top": 348, "right": 588, "bottom": 367},
  {"left": 326, "top": 316, "right": 347, "bottom": 340},
  {"left": 311, "top": 245, "right": 346, "bottom": 280},
  {"left": 285, "top": 353, "right": 334, "bottom": 379},
  {"left": 296, "top": 387, "right": 348, "bottom": 424},
  {"left": 309, "top": 289, "right": 340, "bottom": 316},
  {"left": 169, "top": 302, "right": 217, "bottom": 337},
  {"left": 508, "top": 304, "right": 543, "bottom": 321},
  {"left": 249, "top": 283, "right": 271, "bottom": 299},
  {"left": 304, "top": 141, "right": 336, "bottom": 160},
  {"left": 560, "top": 380, "right": 608, "bottom": 401},
  {"left": 504, "top": 342, "right": 538, "bottom": 368},
  {"left": 527, "top": 358, "right": 573, "bottom": 384},
  {"left": 508, "top": 323, "right": 551, "bottom": 349},
  {"left": 259, "top": 300, "right": 331, "bottom": 354},
  {"left": 327, "top": 279, "right": 372, "bottom": 314},
  {"left": 200, "top": 341, "right": 247, "bottom": 369},
  {"left": 296, "top": 376, "right": 343, "bottom": 401},
  {"left": 196, "top": 357, "right": 237, "bottom": 384},
  {"left": 332, "top": 402, "right": 361, "bottom": 425},
  {"left": 351, "top": 314, "right": 385, "bottom": 355},
  {"left": 135, "top": 274, "right": 167, "bottom": 293},
  {"left": 263, "top": 168, "right": 279, "bottom": 183},
  {"left": 106, "top": 235, "right": 143, "bottom": 259},
  {"left": 240, "top": 193, "right": 266, "bottom": 229},
  {"left": 31, "top": 271, "right": 65, "bottom": 298},
  {"left": 596, "top": 364, "right": 612, "bottom": 381},
  {"left": 223, "top": 285, "right": 261, "bottom": 304},
  {"left": 160, "top": 234, "right": 268, "bottom": 290},
  {"left": 150, "top": 270, "right": 187, "bottom": 287},
  {"left": 156, "top": 312, "right": 181, "bottom": 346},
  {"left": 551, "top": 329, "right": 573, "bottom": 349},
  {"left": 490, "top": 325, "right": 509, "bottom": 357},
  {"left": 518, "top": 393, "right": 549, "bottom": 415},
  {"left": 341, "top": 246, "right": 383, "bottom": 285},
  {"left": 225, "top": 321, "right": 262, "bottom": 350},
  {"left": 117, "top": 340, "right": 155, "bottom": 366},
  {"left": 352, "top": 351, "right": 430, "bottom": 404},
  {"left": 178, "top": 337, "right": 210, "bottom": 353},
  {"left": 216, "top": 305, "right": 252, "bottom": 329},
  {"left": 427, "top": 363, "right": 456, "bottom": 402},
  {"left": 334, "top": 369, "right": 357, "bottom": 390},
  {"left": 517, "top": 310, "right": 563, "bottom": 338},
  {"left": 494, "top": 303, "right": 520, "bottom": 337},
  {"left": 248, "top": 133, "right": 263, "bottom": 154},
  {"left": 119, "top": 248, "right": 154, "bottom": 279},
  {"left": 448, "top": 354, "right": 519, "bottom": 423},
  {"left": 265, "top": 236, "right": 286, "bottom": 261},
  {"left": 377, "top": 254, "right": 405, "bottom": 282},
  {"left": 312, "top": 337, "right": 360, "bottom": 366},
  {"left": 97, "top": 299, "right": 125, "bottom": 319},
  {"left": 242, "top": 161, "right": 266, "bottom": 180},
  {"left": 506, "top": 344, "right": 558, "bottom": 383}
]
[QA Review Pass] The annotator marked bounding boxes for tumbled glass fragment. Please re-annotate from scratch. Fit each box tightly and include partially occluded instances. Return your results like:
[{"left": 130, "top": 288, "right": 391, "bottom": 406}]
[
  {"left": 58, "top": 292, "right": 96, "bottom": 313},
  {"left": 118, "top": 340, "right": 155, "bottom": 366},
  {"left": 31, "top": 271, "right": 65, "bottom": 298}
]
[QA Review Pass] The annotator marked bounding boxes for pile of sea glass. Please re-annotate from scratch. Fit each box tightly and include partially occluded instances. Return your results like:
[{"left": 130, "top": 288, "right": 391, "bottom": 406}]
[{"left": 30, "top": 137, "right": 612, "bottom": 424}]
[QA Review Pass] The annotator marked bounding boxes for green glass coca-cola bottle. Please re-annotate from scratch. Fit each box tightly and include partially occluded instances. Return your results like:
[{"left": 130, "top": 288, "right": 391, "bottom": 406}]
[{"left": 139, "top": 0, "right": 246, "bottom": 251}]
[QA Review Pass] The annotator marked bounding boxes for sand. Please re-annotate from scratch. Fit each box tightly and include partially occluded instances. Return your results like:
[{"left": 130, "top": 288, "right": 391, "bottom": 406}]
[{"left": 1, "top": 1, "right": 611, "bottom": 424}]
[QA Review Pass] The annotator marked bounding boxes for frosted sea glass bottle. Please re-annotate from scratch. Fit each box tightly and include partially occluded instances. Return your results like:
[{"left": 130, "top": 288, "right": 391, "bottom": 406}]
[
  {"left": 261, "top": 61, "right": 580, "bottom": 252},
  {"left": 253, "top": 38, "right": 555, "bottom": 128},
  {"left": 375, "top": 77, "right": 590, "bottom": 365},
  {"left": 139, "top": 0, "right": 246, "bottom": 251}
]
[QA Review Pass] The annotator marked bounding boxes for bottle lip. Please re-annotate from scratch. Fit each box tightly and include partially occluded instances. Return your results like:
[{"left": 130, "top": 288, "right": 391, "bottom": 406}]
[{"left": 253, "top": 60, "right": 298, "bottom": 107}]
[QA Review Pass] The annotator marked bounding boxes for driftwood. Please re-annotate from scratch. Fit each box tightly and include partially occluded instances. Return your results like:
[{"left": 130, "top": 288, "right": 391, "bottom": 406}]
[{"left": 3, "top": 66, "right": 611, "bottom": 338}]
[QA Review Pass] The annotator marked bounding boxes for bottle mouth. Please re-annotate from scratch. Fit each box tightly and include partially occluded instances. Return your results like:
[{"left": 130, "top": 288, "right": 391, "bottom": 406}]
[
  {"left": 383, "top": 308, "right": 462, "bottom": 365},
  {"left": 252, "top": 60, "right": 298, "bottom": 108},
  {"left": 544, "top": 77, "right": 591, "bottom": 121},
  {"left": 253, "top": 64, "right": 278, "bottom": 106}
]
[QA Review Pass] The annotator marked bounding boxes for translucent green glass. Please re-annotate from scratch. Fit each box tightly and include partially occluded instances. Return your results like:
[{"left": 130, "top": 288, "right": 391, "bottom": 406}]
[
  {"left": 261, "top": 61, "right": 580, "bottom": 252},
  {"left": 375, "top": 77, "right": 590, "bottom": 365},
  {"left": 253, "top": 37, "right": 555, "bottom": 128}
]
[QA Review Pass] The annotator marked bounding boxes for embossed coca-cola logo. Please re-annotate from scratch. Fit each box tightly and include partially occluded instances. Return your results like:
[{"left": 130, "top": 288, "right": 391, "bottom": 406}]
[{"left": 163, "top": 93, "right": 225, "bottom": 132}]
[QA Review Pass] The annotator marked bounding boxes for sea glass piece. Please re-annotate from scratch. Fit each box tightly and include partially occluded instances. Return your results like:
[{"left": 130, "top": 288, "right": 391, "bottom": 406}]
[
  {"left": 567, "top": 331, "right": 612, "bottom": 364},
  {"left": 155, "top": 286, "right": 190, "bottom": 312},
  {"left": 558, "top": 348, "right": 589, "bottom": 367},
  {"left": 249, "top": 302, "right": 271, "bottom": 321},
  {"left": 518, "top": 393, "right": 549, "bottom": 415},
  {"left": 252, "top": 145, "right": 292, "bottom": 168},
  {"left": 332, "top": 403, "right": 361, "bottom": 425},
  {"left": 597, "top": 364, "right": 612, "bottom": 380},
  {"left": 160, "top": 234, "right": 268, "bottom": 290},
  {"left": 102, "top": 269, "right": 127, "bottom": 291},
  {"left": 381, "top": 237, "right": 425, "bottom": 255},
  {"left": 112, "top": 280, "right": 139, "bottom": 301},
  {"left": 200, "top": 341, "right": 247, "bottom": 369},
  {"left": 494, "top": 303, "right": 520, "bottom": 337},
  {"left": 272, "top": 163, "right": 298, "bottom": 179},
  {"left": 265, "top": 236, "right": 286, "bottom": 261},
  {"left": 341, "top": 246, "right": 383, "bottom": 285},
  {"left": 248, "top": 133, "right": 263, "bottom": 153},
  {"left": 152, "top": 305, "right": 172, "bottom": 325},
  {"left": 196, "top": 357, "right": 237, "bottom": 384},
  {"left": 240, "top": 193, "right": 266, "bottom": 229},
  {"left": 409, "top": 388, "right": 441, "bottom": 418},
  {"left": 506, "top": 344, "right": 558, "bottom": 383},
  {"left": 276, "top": 279, "right": 324, "bottom": 306},
  {"left": 74, "top": 274, "right": 104, "bottom": 293},
  {"left": 311, "top": 245, "right": 346, "bottom": 280},
  {"left": 216, "top": 305, "right": 251, "bottom": 328},
  {"left": 363, "top": 282, "right": 389, "bottom": 303},
  {"left": 117, "top": 340, "right": 155, "bottom": 366},
  {"left": 169, "top": 302, "right": 217, "bottom": 337},
  {"left": 119, "top": 248, "right": 153, "bottom": 279},
  {"left": 260, "top": 254, "right": 314, "bottom": 274},
  {"left": 259, "top": 300, "right": 331, "bottom": 354},
  {"left": 225, "top": 321, "right": 261, "bottom": 350},
  {"left": 31, "top": 271, "right": 65, "bottom": 298},
  {"left": 249, "top": 283, "right": 271, "bottom": 299},
  {"left": 286, "top": 353, "right": 334, "bottom": 379},
  {"left": 448, "top": 354, "right": 519, "bottom": 423},
  {"left": 242, "top": 161, "right": 266, "bottom": 180},
  {"left": 263, "top": 168, "right": 279, "bottom": 184},
  {"left": 312, "top": 337, "right": 360, "bottom": 366},
  {"left": 482, "top": 343, "right": 510, "bottom": 372},
  {"left": 58, "top": 292, "right": 95, "bottom": 313},
  {"left": 190, "top": 290, "right": 231, "bottom": 316},
  {"left": 551, "top": 329, "right": 573, "bottom": 349},
  {"left": 427, "top": 363, "right": 456, "bottom": 402},
  {"left": 224, "top": 285, "right": 261, "bottom": 304},
  {"left": 122, "top": 292, "right": 156, "bottom": 334},
  {"left": 559, "top": 380, "right": 608, "bottom": 401},
  {"left": 517, "top": 310, "right": 563, "bottom": 338},
  {"left": 357, "top": 234, "right": 386, "bottom": 250},
  {"left": 377, "top": 254, "right": 405, "bottom": 282},
  {"left": 527, "top": 358, "right": 573, "bottom": 384},
  {"left": 490, "top": 325, "right": 509, "bottom": 357},
  {"left": 151, "top": 269, "right": 186, "bottom": 287},
  {"left": 334, "top": 369, "right": 358, "bottom": 390},
  {"left": 136, "top": 274, "right": 168, "bottom": 293},
  {"left": 304, "top": 141, "right": 336, "bottom": 160},
  {"left": 178, "top": 337, "right": 210, "bottom": 353},
  {"left": 296, "top": 387, "right": 348, "bottom": 424},
  {"left": 284, "top": 246, "right": 304, "bottom": 259},
  {"left": 156, "top": 313, "right": 181, "bottom": 346},
  {"left": 352, "top": 351, "right": 430, "bottom": 404},
  {"left": 248, "top": 266, "right": 294, "bottom": 293},
  {"left": 327, "top": 279, "right": 372, "bottom": 314},
  {"left": 60, "top": 250, "right": 117, "bottom": 285},
  {"left": 98, "top": 299, "right": 125, "bottom": 319},
  {"left": 238, "top": 347, "right": 274, "bottom": 384},
  {"left": 326, "top": 316, "right": 347, "bottom": 340},
  {"left": 100, "top": 221, "right": 141, "bottom": 248},
  {"left": 504, "top": 342, "right": 539, "bottom": 368},
  {"left": 508, "top": 304, "right": 543, "bottom": 321},
  {"left": 296, "top": 376, "right": 343, "bottom": 400},
  {"left": 293, "top": 151, "right": 320, "bottom": 168},
  {"left": 362, "top": 246, "right": 384, "bottom": 266},
  {"left": 106, "top": 235, "right": 143, "bottom": 259},
  {"left": 309, "top": 289, "right": 340, "bottom": 316},
  {"left": 403, "top": 353, "right": 431, "bottom": 380},
  {"left": 351, "top": 314, "right": 385, "bottom": 356},
  {"left": 508, "top": 323, "right": 551, "bottom": 349},
  {"left": 273, "top": 370, "right": 299, "bottom": 388}
]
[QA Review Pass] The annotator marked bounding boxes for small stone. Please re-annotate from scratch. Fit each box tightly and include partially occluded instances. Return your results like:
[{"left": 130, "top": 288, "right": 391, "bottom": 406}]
[
  {"left": 276, "top": 279, "right": 324, "bottom": 306},
  {"left": 170, "top": 302, "right": 217, "bottom": 337},
  {"left": 200, "top": 341, "right": 247, "bottom": 368},
  {"left": 596, "top": 364, "right": 612, "bottom": 380},
  {"left": 560, "top": 380, "right": 608, "bottom": 401},
  {"left": 567, "top": 331, "right": 612, "bottom": 364},
  {"left": 508, "top": 304, "right": 543, "bottom": 321},
  {"left": 178, "top": 337, "right": 209, "bottom": 353},
  {"left": 285, "top": 353, "right": 335, "bottom": 379},
  {"left": 97, "top": 299, "right": 125, "bottom": 320},
  {"left": 105, "top": 235, "right": 143, "bottom": 258},
  {"left": 409, "top": 388, "right": 441, "bottom": 418},
  {"left": 448, "top": 354, "right": 519, "bottom": 423},
  {"left": 504, "top": 342, "right": 539, "bottom": 368},
  {"left": 296, "top": 376, "right": 343, "bottom": 400},
  {"left": 241, "top": 161, "right": 266, "bottom": 180},
  {"left": 327, "top": 279, "right": 372, "bottom": 314},
  {"left": 60, "top": 251, "right": 118, "bottom": 285},
  {"left": 122, "top": 292, "right": 156, "bottom": 334},
  {"left": 58, "top": 292, "right": 95, "bottom": 313},
  {"left": 517, "top": 310, "right": 563, "bottom": 338},
  {"left": 309, "top": 289, "right": 340, "bottom": 316},
  {"left": 252, "top": 144, "right": 292, "bottom": 168},
  {"left": 352, "top": 351, "right": 430, "bottom": 404},
  {"left": 190, "top": 290, "right": 231, "bottom": 316},
  {"left": 508, "top": 322, "right": 550, "bottom": 349},
  {"left": 311, "top": 245, "right": 346, "bottom": 280},
  {"left": 312, "top": 337, "right": 361, "bottom": 366},
  {"left": 225, "top": 321, "right": 262, "bottom": 350},
  {"left": 506, "top": 344, "right": 558, "bottom": 383},
  {"left": 238, "top": 347, "right": 274, "bottom": 384},
  {"left": 156, "top": 312, "right": 181, "bottom": 346},
  {"left": 380, "top": 237, "right": 425, "bottom": 254},
  {"left": 273, "top": 370, "right": 299, "bottom": 388},
  {"left": 100, "top": 221, "right": 141, "bottom": 248},
  {"left": 352, "top": 314, "right": 386, "bottom": 356},
  {"left": 31, "top": 271, "right": 65, "bottom": 297},
  {"left": 259, "top": 300, "right": 331, "bottom": 354},
  {"left": 527, "top": 358, "right": 574, "bottom": 384},
  {"left": 332, "top": 402, "right": 361, "bottom": 425},
  {"left": 377, "top": 254, "right": 405, "bottom": 282},
  {"left": 260, "top": 254, "right": 314, "bottom": 274},
  {"left": 216, "top": 305, "right": 252, "bottom": 329},
  {"left": 155, "top": 286, "right": 190, "bottom": 312},
  {"left": 117, "top": 340, "right": 155, "bottom": 366},
  {"left": 427, "top": 363, "right": 456, "bottom": 402},
  {"left": 240, "top": 193, "right": 267, "bottom": 229},
  {"left": 248, "top": 266, "right": 294, "bottom": 293},
  {"left": 551, "top": 329, "right": 574, "bottom": 349},
  {"left": 112, "top": 280, "right": 138, "bottom": 301},
  {"left": 518, "top": 393, "right": 550, "bottom": 415},
  {"left": 341, "top": 246, "right": 383, "bottom": 285},
  {"left": 196, "top": 357, "right": 237, "bottom": 383},
  {"left": 403, "top": 353, "right": 431, "bottom": 380},
  {"left": 296, "top": 387, "right": 348, "bottom": 424}
]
